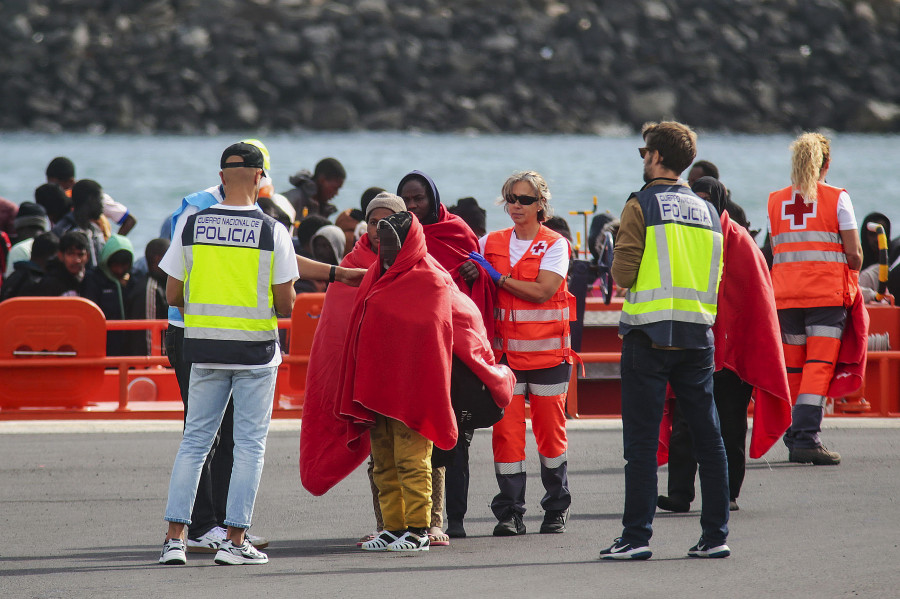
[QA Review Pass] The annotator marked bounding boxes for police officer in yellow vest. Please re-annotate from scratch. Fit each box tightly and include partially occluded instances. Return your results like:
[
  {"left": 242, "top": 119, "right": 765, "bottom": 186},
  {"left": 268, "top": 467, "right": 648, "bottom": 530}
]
[
  {"left": 600, "top": 122, "right": 730, "bottom": 561},
  {"left": 158, "top": 142, "right": 299, "bottom": 566}
]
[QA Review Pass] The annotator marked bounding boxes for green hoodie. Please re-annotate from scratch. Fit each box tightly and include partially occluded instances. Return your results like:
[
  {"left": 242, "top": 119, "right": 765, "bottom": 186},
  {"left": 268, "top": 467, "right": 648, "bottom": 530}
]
[{"left": 99, "top": 234, "right": 135, "bottom": 317}]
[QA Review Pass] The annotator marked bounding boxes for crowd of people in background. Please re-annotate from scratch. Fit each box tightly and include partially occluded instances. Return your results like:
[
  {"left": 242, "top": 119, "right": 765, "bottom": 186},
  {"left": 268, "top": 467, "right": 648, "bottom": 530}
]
[{"left": 0, "top": 126, "right": 886, "bottom": 563}]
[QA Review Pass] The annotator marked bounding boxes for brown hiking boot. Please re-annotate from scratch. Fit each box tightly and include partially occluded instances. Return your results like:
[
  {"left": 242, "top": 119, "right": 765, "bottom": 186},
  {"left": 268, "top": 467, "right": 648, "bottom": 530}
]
[{"left": 789, "top": 445, "right": 841, "bottom": 465}]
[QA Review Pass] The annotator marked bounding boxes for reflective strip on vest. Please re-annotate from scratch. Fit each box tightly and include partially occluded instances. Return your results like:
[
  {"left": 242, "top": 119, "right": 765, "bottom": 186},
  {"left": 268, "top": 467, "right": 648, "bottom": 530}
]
[
  {"left": 184, "top": 327, "right": 277, "bottom": 342},
  {"left": 539, "top": 451, "right": 567, "bottom": 469},
  {"left": 497, "top": 307, "right": 570, "bottom": 322},
  {"left": 621, "top": 308, "right": 715, "bottom": 326},
  {"left": 495, "top": 460, "right": 527, "bottom": 475},
  {"left": 807, "top": 325, "right": 843, "bottom": 339},
  {"left": 772, "top": 231, "right": 842, "bottom": 245},
  {"left": 773, "top": 250, "right": 847, "bottom": 265},
  {"left": 621, "top": 224, "right": 721, "bottom": 327},
  {"left": 781, "top": 332, "right": 807, "bottom": 345},
  {"left": 796, "top": 393, "right": 827, "bottom": 407},
  {"left": 503, "top": 336, "right": 571, "bottom": 353},
  {"left": 528, "top": 381, "right": 569, "bottom": 397}
]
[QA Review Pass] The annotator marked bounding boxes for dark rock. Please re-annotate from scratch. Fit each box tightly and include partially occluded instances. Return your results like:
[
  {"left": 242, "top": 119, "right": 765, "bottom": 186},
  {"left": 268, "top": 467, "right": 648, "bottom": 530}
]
[{"left": 1, "top": 0, "right": 899, "bottom": 133}]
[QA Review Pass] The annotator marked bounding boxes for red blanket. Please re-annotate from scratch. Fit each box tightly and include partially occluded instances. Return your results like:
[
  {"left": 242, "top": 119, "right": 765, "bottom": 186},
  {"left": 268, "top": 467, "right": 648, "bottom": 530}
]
[
  {"left": 828, "top": 289, "right": 868, "bottom": 397},
  {"left": 337, "top": 217, "right": 459, "bottom": 452},
  {"left": 714, "top": 213, "right": 792, "bottom": 459},
  {"left": 424, "top": 205, "right": 497, "bottom": 339},
  {"left": 298, "top": 235, "right": 377, "bottom": 496}
]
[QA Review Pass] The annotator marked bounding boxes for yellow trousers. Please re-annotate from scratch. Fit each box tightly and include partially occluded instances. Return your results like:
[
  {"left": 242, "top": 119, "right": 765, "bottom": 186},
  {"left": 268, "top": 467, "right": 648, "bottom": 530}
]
[{"left": 370, "top": 415, "right": 433, "bottom": 531}]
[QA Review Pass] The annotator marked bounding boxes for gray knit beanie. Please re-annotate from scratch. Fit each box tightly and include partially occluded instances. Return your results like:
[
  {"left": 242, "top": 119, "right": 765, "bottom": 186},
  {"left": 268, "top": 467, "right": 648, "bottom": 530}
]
[{"left": 364, "top": 192, "right": 407, "bottom": 221}]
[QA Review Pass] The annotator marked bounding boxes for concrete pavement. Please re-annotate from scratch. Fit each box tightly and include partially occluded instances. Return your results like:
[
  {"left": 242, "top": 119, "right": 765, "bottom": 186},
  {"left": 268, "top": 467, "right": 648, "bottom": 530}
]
[{"left": 2, "top": 419, "right": 899, "bottom": 598}]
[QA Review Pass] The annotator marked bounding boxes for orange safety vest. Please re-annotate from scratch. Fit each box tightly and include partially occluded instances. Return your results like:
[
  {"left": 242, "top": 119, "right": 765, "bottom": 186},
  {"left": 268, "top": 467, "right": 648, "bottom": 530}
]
[
  {"left": 484, "top": 226, "right": 574, "bottom": 370},
  {"left": 767, "top": 183, "right": 855, "bottom": 309}
]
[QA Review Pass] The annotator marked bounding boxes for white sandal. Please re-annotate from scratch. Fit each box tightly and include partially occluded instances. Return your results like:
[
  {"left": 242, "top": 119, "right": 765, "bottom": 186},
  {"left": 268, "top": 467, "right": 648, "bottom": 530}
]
[
  {"left": 361, "top": 530, "right": 400, "bottom": 551},
  {"left": 388, "top": 530, "right": 430, "bottom": 552}
]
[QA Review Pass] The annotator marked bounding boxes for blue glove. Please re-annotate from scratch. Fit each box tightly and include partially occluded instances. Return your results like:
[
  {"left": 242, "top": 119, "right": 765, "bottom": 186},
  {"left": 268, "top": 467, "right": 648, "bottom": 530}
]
[{"left": 468, "top": 251, "right": 502, "bottom": 284}]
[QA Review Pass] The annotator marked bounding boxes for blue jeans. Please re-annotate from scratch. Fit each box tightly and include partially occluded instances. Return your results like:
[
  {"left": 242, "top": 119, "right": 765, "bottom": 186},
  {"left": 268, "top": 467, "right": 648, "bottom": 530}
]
[
  {"left": 165, "top": 365, "right": 277, "bottom": 529},
  {"left": 619, "top": 332, "right": 729, "bottom": 546}
]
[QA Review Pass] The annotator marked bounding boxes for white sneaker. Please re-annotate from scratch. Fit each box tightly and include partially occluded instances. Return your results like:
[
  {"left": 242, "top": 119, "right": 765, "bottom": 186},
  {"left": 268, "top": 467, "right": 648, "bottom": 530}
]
[
  {"left": 186, "top": 526, "right": 226, "bottom": 554},
  {"left": 188, "top": 526, "right": 270, "bottom": 553},
  {"left": 214, "top": 539, "right": 269, "bottom": 565},
  {"left": 159, "top": 538, "right": 187, "bottom": 565}
]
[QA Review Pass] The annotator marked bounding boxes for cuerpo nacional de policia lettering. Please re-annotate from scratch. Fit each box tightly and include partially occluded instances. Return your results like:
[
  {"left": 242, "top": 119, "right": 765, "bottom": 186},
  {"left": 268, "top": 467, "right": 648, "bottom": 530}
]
[
  {"left": 656, "top": 192, "right": 713, "bottom": 227},
  {"left": 194, "top": 214, "right": 263, "bottom": 248}
]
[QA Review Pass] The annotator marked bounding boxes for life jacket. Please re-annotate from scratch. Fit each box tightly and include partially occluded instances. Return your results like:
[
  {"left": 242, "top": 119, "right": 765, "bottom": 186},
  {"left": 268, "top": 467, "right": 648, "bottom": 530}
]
[
  {"left": 484, "top": 226, "right": 574, "bottom": 370},
  {"left": 767, "top": 183, "right": 855, "bottom": 309},
  {"left": 181, "top": 206, "right": 279, "bottom": 365},
  {"left": 619, "top": 182, "right": 723, "bottom": 348}
]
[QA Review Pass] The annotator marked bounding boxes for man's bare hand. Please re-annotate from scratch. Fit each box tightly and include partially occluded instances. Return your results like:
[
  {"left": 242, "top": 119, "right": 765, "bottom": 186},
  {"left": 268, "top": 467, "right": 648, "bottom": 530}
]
[{"left": 337, "top": 267, "right": 367, "bottom": 287}]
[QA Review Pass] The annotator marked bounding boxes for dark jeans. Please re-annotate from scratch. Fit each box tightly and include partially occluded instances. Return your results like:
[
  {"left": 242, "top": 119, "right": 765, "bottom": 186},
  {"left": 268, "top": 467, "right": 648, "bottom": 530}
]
[
  {"left": 667, "top": 368, "right": 753, "bottom": 502},
  {"left": 620, "top": 331, "right": 729, "bottom": 546},
  {"left": 445, "top": 428, "right": 473, "bottom": 523},
  {"left": 165, "top": 325, "right": 234, "bottom": 538}
]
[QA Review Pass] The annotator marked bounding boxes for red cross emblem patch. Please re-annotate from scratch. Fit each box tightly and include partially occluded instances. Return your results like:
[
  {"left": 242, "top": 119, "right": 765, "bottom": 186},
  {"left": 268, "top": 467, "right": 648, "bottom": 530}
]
[
  {"left": 531, "top": 241, "right": 548, "bottom": 256},
  {"left": 782, "top": 192, "right": 817, "bottom": 229}
]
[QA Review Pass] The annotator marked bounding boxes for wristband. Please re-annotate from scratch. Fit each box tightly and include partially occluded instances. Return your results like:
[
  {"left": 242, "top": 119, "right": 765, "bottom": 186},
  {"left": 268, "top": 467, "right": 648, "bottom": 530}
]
[
  {"left": 329, "top": 265, "right": 336, "bottom": 283},
  {"left": 498, "top": 274, "right": 509, "bottom": 288}
]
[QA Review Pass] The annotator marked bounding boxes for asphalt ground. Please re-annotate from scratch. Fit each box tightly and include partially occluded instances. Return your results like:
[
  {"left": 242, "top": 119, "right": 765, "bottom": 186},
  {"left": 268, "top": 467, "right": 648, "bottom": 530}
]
[{"left": 2, "top": 419, "right": 899, "bottom": 599}]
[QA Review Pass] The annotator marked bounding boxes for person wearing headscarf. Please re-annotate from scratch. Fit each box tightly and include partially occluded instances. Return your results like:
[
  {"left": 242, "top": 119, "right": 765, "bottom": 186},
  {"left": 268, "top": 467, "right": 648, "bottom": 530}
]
[
  {"left": 397, "top": 170, "right": 498, "bottom": 542},
  {"left": 656, "top": 177, "right": 793, "bottom": 513},
  {"left": 691, "top": 176, "right": 751, "bottom": 231}
]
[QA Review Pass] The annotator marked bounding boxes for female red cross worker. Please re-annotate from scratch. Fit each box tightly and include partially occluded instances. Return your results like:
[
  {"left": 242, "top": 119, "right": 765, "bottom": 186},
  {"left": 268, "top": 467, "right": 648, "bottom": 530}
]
[
  {"left": 767, "top": 132, "right": 864, "bottom": 465},
  {"left": 462, "top": 170, "right": 575, "bottom": 537}
]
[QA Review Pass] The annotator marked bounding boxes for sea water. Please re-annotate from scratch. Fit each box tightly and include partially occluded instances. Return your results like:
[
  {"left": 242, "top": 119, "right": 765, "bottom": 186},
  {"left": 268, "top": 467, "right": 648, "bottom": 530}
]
[{"left": 0, "top": 131, "right": 897, "bottom": 256}]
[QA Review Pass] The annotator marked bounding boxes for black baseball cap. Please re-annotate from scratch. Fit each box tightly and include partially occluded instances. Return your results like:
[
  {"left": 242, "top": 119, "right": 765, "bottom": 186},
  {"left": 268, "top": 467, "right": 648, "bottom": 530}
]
[{"left": 220, "top": 142, "right": 265, "bottom": 172}]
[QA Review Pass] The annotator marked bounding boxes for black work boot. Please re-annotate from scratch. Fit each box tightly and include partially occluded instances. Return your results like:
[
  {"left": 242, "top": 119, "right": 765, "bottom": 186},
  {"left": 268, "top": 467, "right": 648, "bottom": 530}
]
[
  {"left": 539, "top": 508, "right": 568, "bottom": 534},
  {"left": 493, "top": 512, "right": 526, "bottom": 537}
]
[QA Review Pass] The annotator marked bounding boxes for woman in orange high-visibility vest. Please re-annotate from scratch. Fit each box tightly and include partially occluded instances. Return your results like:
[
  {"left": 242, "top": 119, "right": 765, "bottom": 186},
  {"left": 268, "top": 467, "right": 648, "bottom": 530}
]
[
  {"left": 461, "top": 171, "right": 574, "bottom": 536},
  {"left": 767, "top": 133, "right": 862, "bottom": 465}
]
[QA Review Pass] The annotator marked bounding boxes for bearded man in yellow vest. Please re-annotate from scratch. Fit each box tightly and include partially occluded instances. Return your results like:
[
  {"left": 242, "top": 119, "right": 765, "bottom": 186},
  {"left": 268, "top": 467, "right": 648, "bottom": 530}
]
[
  {"left": 767, "top": 133, "right": 862, "bottom": 466},
  {"left": 157, "top": 143, "right": 299, "bottom": 566},
  {"left": 601, "top": 121, "right": 730, "bottom": 561}
]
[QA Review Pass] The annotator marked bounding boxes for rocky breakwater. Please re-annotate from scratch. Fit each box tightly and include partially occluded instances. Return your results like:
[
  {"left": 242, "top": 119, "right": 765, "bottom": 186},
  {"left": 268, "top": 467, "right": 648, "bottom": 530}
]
[{"left": 2, "top": 0, "right": 900, "bottom": 134}]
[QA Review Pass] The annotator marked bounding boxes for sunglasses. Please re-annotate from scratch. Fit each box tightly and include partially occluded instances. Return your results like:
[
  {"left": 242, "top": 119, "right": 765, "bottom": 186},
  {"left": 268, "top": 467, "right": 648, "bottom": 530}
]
[
  {"left": 639, "top": 147, "right": 653, "bottom": 159},
  {"left": 505, "top": 194, "right": 541, "bottom": 206}
]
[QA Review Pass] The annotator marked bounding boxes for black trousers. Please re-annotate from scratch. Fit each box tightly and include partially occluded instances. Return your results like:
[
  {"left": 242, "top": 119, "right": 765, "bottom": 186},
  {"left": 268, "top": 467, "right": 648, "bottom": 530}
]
[
  {"left": 666, "top": 368, "right": 753, "bottom": 502},
  {"left": 445, "top": 429, "right": 473, "bottom": 523},
  {"left": 165, "top": 325, "right": 234, "bottom": 537}
]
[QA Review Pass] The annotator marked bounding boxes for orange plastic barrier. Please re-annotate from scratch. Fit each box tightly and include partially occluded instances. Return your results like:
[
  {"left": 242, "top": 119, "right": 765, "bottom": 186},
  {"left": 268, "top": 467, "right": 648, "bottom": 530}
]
[
  {"left": 0, "top": 297, "right": 107, "bottom": 409},
  {"left": 2, "top": 295, "right": 899, "bottom": 420}
]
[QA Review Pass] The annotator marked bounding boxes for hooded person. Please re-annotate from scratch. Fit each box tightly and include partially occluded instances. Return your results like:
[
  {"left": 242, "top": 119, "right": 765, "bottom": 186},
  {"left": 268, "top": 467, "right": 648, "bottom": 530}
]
[
  {"left": 397, "top": 171, "right": 496, "bottom": 339},
  {"left": 310, "top": 225, "right": 348, "bottom": 266},
  {"left": 397, "top": 171, "right": 500, "bottom": 541},
  {"left": 81, "top": 234, "right": 135, "bottom": 355}
]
